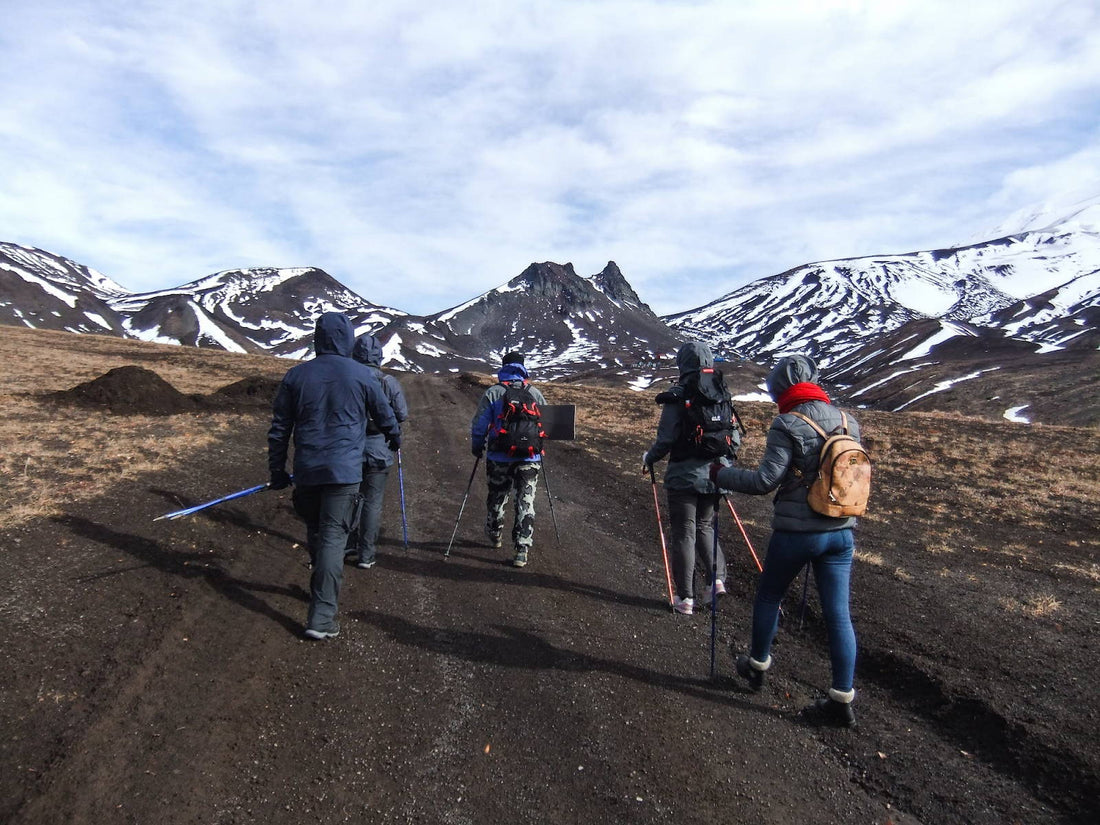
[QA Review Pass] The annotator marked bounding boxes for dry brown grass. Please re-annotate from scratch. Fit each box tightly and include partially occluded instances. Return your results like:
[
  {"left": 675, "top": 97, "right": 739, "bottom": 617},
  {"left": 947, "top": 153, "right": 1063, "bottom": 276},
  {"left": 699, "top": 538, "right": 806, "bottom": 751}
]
[{"left": 0, "top": 327, "right": 288, "bottom": 529}]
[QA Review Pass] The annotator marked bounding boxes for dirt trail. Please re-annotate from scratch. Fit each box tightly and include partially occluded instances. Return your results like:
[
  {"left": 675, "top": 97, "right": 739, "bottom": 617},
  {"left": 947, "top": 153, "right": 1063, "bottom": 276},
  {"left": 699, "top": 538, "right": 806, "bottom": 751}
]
[{"left": 2, "top": 372, "right": 1091, "bottom": 824}]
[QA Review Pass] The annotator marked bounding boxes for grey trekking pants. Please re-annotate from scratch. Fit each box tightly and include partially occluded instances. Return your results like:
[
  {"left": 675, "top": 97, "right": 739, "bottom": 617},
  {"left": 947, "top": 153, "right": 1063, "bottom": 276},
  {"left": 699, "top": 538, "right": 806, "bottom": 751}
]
[
  {"left": 667, "top": 489, "right": 727, "bottom": 601},
  {"left": 346, "top": 464, "right": 390, "bottom": 564},
  {"left": 292, "top": 482, "right": 359, "bottom": 632}
]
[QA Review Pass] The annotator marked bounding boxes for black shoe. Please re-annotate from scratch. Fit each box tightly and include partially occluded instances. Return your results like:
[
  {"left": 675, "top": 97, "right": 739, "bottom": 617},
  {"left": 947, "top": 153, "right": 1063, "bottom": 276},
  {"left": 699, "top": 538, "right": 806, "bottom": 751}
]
[
  {"left": 804, "top": 697, "right": 857, "bottom": 728},
  {"left": 304, "top": 622, "right": 340, "bottom": 641},
  {"left": 512, "top": 548, "right": 528, "bottom": 567},
  {"left": 734, "top": 654, "right": 766, "bottom": 692},
  {"left": 356, "top": 558, "right": 376, "bottom": 569}
]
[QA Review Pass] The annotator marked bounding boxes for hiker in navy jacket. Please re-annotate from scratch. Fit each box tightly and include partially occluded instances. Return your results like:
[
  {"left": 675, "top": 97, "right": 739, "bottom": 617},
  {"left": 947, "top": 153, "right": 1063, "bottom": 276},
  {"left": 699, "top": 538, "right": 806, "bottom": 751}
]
[
  {"left": 268, "top": 312, "right": 399, "bottom": 640},
  {"left": 345, "top": 333, "right": 409, "bottom": 570},
  {"left": 470, "top": 351, "right": 547, "bottom": 567},
  {"left": 713, "top": 354, "right": 861, "bottom": 727}
]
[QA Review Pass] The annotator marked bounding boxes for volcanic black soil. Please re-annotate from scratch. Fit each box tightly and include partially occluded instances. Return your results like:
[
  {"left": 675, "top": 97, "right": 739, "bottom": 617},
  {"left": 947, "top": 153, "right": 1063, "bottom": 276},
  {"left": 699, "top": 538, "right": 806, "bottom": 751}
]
[{"left": 3, "top": 367, "right": 1097, "bottom": 824}]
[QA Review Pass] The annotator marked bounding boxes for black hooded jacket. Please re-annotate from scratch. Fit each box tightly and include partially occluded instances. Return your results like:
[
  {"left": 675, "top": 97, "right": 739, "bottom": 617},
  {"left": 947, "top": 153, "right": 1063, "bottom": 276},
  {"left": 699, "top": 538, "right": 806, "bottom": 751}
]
[
  {"left": 351, "top": 334, "right": 409, "bottom": 468},
  {"left": 268, "top": 313, "right": 398, "bottom": 486}
]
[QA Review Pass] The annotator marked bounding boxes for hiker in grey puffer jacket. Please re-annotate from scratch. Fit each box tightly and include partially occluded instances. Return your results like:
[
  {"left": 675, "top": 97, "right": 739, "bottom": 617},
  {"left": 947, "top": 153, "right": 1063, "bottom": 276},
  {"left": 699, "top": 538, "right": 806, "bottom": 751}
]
[
  {"left": 642, "top": 341, "right": 733, "bottom": 615},
  {"left": 713, "top": 354, "right": 862, "bottom": 727}
]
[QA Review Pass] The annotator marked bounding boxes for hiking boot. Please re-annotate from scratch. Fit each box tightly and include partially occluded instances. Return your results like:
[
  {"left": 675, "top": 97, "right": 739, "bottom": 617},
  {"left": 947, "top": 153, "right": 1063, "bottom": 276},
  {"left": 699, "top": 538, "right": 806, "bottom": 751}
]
[
  {"left": 304, "top": 622, "right": 340, "bottom": 641},
  {"left": 672, "top": 596, "right": 694, "bottom": 615},
  {"left": 512, "top": 548, "right": 528, "bottom": 567},
  {"left": 734, "top": 653, "right": 769, "bottom": 692},
  {"left": 356, "top": 558, "right": 375, "bottom": 569},
  {"left": 702, "top": 580, "right": 727, "bottom": 603},
  {"left": 803, "top": 694, "right": 857, "bottom": 728},
  {"left": 485, "top": 527, "right": 503, "bottom": 549}
]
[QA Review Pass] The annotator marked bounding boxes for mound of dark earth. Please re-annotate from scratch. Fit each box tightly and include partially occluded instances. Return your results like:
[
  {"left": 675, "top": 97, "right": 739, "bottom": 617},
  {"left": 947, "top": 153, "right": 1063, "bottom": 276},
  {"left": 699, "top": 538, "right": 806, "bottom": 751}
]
[
  {"left": 207, "top": 374, "right": 282, "bottom": 409},
  {"left": 51, "top": 365, "right": 201, "bottom": 415}
]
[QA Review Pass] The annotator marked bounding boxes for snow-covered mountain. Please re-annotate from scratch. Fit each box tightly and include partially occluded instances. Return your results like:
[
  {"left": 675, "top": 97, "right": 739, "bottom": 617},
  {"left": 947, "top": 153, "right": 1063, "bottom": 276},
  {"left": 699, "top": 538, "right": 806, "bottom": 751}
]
[
  {"left": 110, "top": 266, "right": 406, "bottom": 357},
  {"left": 375, "top": 261, "right": 690, "bottom": 382}
]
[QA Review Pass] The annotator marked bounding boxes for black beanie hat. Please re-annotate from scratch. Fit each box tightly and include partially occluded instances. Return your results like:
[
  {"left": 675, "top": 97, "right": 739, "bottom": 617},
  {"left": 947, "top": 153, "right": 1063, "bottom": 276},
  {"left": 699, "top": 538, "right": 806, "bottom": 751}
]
[{"left": 502, "top": 351, "right": 525, "bottom": 366}]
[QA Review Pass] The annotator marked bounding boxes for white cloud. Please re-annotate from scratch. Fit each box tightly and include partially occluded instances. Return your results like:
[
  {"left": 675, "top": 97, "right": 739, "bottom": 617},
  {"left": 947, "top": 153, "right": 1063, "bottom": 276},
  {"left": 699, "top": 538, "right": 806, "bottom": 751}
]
[{"left": 1, "top": 0, "right": 1098, "bottom": 314}]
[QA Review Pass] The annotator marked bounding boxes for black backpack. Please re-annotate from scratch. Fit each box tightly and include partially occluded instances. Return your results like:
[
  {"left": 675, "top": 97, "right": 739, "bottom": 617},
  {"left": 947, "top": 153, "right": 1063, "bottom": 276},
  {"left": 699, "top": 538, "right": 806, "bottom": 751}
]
[
  {"left": 488, "top": 383, "right": 546, "bottom": 459},
  {"left": 677, "top": 368, "right": 742, "bottom": 460}
]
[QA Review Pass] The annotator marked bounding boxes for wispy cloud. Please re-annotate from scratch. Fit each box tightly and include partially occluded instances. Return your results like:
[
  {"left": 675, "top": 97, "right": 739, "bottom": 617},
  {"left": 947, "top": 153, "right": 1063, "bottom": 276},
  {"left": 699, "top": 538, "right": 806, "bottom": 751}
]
[{"left": 1, "top": 0, "right": 1098, "bottom": 314}]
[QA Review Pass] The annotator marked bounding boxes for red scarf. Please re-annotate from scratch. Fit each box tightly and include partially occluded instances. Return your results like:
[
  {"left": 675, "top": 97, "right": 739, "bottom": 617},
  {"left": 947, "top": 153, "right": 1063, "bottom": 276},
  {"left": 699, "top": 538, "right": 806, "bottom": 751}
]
[{"left": 777, "top": 382, "right": 830, "bottom": 414}]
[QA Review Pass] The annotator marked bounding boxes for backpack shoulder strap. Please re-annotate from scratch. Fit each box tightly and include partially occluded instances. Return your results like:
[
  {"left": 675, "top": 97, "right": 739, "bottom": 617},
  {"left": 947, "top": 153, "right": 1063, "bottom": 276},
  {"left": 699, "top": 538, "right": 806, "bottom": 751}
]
[{"left": 788, "top": 411, "right": 828, "bottom": 440}]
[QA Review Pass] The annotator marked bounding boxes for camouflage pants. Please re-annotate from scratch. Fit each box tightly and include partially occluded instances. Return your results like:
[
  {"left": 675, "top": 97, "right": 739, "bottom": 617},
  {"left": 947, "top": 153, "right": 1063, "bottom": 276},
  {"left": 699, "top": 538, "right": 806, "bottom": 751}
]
[{"left": 485, "top": 460, "right": 540, "bottom": 550}]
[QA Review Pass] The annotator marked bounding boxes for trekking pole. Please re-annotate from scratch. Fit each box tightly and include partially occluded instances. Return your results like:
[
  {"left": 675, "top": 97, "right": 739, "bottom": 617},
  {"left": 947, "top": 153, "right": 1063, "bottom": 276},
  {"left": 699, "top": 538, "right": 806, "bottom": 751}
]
[
  {"left": 710, "top": 507, "right": 719, "bottom": 680},
  {"left": 397, "top": 449, "right": 409, "bottom": 551},
  {"left": 723, "top": 497, "right": 763, "bottom": 573},
  {"left": 154, "top": 481, "right": 274, "bottom": 521},
  {"left": 539, "top": 457, "right": 562, "bottom": 546},
  {"left": 445, "top": 457, "right": 481, "bottom": 558},
  {"left": 797, "top": 565, "right": 811, "bottom": 631},
  {"left": 647, "top": 463, "right": 676, "bottom": 609}
]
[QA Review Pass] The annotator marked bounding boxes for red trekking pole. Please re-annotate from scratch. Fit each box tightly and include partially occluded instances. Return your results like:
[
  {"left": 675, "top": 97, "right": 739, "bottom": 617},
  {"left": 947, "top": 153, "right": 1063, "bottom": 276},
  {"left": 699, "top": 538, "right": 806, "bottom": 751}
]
[
  {"left": 647, "top": 463, "right": 675, "bottom": 609},
  {"left": 724, "top": 496, "right": 763, "bottom": 572}
]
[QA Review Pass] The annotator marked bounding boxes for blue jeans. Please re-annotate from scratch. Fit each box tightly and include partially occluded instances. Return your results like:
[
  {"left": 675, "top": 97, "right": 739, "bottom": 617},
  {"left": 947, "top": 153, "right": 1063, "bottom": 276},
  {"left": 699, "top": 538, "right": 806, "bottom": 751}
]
[
  {"left": 292, "top": 483, "right": 359, "bottom": 632},
  {"left": 751, "top": 529, "right": 856, "bottom": 692}
]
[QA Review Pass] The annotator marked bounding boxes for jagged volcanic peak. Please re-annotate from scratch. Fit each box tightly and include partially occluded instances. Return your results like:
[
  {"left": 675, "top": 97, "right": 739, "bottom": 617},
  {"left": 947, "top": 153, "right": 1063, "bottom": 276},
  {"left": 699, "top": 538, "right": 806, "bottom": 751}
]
[{"left": 392, "top": 261, "right": 685, "bottom": 379}]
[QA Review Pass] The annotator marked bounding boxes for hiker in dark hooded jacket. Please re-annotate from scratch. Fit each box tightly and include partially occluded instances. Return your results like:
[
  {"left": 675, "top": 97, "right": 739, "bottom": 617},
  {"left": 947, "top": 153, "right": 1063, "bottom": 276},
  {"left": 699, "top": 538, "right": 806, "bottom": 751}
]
[
  {"left": 712, "top": 353, "right": 861, "bottom": 727},
  {"left": 268, "top": 312, "right": 399, "bottom": 641},
  {"left": 470, "top": 351, "right": 547, "bottom": 568},
  {"left": 642, "top": 341, "right": 733, "bottom": 615},
  {"left": 345, "top": 333, "right": 409, "bottom": 569}
]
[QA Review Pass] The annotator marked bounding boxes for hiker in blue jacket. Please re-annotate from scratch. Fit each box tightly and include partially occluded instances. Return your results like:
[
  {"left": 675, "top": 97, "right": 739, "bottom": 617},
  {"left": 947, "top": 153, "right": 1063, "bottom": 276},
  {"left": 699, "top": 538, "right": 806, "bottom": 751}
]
[
  {"left": 470, "top": 351, "right": 547, "bottom": 567},
  {"left": 712, "top": 354, "right": 862, "bottom": 727},
  {"left": 345, "top": 333, "right": 409, "bottom": 570},
  {"left": 268, "top": 312, "right": 399, "bottom": 640}
]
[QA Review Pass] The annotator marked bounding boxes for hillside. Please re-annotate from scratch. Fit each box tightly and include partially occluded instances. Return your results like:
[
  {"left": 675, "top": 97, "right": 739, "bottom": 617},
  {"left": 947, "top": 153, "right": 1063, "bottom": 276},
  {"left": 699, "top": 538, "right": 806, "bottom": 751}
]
[{"left": 1, "top": 326, "right": 1097, "bottom": 824}]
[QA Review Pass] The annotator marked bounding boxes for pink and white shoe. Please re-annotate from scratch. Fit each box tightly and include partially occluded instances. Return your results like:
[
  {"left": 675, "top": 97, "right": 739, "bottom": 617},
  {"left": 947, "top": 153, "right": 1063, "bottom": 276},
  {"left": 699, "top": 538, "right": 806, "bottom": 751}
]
[{"left": 672, "top": 596, "right": 694, "bottom": 615}]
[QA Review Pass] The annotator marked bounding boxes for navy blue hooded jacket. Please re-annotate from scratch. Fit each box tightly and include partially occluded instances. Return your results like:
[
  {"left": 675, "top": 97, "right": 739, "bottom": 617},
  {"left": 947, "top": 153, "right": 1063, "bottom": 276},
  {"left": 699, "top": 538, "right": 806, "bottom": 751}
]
[
  {"left": 351, "top": 333, "right": 409, "bottom": 469},
  {"left": 268, "top": 313, "right": 399, "bottom": 486}
]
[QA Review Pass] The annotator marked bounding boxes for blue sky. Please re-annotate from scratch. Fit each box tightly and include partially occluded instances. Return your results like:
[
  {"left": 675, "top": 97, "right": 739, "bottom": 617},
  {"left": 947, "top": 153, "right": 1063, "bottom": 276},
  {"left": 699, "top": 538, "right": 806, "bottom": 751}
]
[{"left": 2, "top": 0, "right": 1099, "bottom": 315}]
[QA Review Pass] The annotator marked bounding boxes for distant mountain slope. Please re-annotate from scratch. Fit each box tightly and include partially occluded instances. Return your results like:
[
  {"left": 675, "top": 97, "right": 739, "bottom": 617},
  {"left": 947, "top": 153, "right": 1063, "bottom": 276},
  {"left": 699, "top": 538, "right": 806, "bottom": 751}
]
[
  {"left": 109, "top": 267, "right": 406, "bottom": 356},
  {"left": 0, "top": 242, "right": 129, "bottom": 336}
]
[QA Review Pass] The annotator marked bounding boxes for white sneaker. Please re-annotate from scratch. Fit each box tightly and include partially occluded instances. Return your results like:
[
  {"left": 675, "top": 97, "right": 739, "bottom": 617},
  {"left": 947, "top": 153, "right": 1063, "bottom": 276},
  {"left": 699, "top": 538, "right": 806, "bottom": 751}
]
[
  {"left": 672, "top": 596, "right": 694, "bottom": 615},
  {"left": 702, "top": 580, "right": 727, "bottom": 602}
]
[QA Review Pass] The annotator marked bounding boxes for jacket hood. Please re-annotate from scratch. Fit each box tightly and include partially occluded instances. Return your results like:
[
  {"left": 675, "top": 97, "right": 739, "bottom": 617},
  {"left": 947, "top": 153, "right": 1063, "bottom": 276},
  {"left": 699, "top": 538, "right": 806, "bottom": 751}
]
[
  {"left": 352, "top": 333, "right": 384, "bottom": 367},
  {"left": 314, "top": 312, "right": 355, "bottom": 357},
  {"left": 498, "top": 362, "right": 530, "bottom": 384},
  {"left": 676, "top": 341, "right": 714, "bottom": 378},
  {"left": 766, "top": 354, "right": 820, "bottom": 399}
]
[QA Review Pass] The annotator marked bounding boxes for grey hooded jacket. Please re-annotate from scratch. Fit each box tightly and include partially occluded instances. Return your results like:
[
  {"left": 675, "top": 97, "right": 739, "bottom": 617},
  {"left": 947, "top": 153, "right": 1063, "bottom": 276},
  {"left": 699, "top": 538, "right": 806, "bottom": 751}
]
[
  {"left": 643, "top": 341, "right": 733, "bottom": 493},
  {"left": 352, "top": 334, "right": 409, "bottom": 469},
  {"left": 715, "top": 354, "right": 861, "bottom": 532}
]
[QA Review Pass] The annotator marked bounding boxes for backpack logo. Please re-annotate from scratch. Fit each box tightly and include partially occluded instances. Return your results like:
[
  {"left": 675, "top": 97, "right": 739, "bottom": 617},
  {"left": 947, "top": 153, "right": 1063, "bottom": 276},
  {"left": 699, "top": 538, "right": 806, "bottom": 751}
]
[
  {"left": 488, "top": 384, "right": 546, "bottom": 459},
  {"left": 789, "top": 411, "right": 871, "bottom": 517},
  {"left": 681, "top": 368, "right": 742, "bottom": 460}
]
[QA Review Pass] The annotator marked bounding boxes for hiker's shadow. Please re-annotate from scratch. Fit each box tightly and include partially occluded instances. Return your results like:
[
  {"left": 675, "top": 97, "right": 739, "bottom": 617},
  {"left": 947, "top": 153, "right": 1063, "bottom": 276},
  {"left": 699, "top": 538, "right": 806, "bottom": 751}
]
[
  {"left": 381, "top": 540, "right": 669, "bottom": 613},
  {"left": 148, "top": 486, "right": 300, "bottom": 545},
  {"left": 54, "top": 513, "right": 304, "bottom": 637},
  {"left": 350, "top": 607, "right": 780, "bottom": 714}
]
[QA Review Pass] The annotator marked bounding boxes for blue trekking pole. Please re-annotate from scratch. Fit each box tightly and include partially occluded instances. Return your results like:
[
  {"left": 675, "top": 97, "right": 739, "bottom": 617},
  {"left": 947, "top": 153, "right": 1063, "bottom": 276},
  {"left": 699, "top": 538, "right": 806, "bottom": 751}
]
[
  {"left": 154, "top": 481, "right": 274, "bottom": 521},
  {"left": 397, "top": 449, "right": 409, "bottom": 551},
  {"left": 710, "top": 507, "right": 719, "bottom": 680}
]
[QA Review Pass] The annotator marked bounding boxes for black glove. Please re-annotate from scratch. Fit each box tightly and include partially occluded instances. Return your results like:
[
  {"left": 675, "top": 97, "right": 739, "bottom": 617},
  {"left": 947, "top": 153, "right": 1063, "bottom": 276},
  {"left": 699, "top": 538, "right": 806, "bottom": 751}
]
[
  {"left": 472, "top": 444, "right": 484, "bottom": 459},
  {"left": 269, "top": 469, "right": 292, "bottom": 490},
  {"left": 708, "top": 462, "right": 723, "bottom": 486},
  {"left": 387, "top": 434, "right": 402, "bottom": 452}
]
